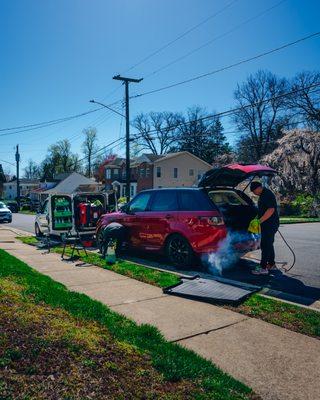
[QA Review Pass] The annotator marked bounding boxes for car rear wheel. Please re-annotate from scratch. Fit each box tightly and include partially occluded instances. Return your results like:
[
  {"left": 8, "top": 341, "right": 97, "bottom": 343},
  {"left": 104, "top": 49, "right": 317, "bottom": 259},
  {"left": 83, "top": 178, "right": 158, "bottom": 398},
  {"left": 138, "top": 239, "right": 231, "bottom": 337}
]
[
  {"left": 35, "top": 223, "right": 42, "bottom": 238},
  {"left": 166, "top": 234, "right": 194, "bottom": 267}
]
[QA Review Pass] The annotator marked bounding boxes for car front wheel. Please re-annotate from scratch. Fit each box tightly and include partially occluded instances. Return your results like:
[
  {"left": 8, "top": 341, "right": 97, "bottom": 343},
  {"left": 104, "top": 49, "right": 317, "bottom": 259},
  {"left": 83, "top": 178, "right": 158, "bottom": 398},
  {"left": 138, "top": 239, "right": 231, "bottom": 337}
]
[{"left": 166, "top": 234, "right": 194, "bottom": 268}]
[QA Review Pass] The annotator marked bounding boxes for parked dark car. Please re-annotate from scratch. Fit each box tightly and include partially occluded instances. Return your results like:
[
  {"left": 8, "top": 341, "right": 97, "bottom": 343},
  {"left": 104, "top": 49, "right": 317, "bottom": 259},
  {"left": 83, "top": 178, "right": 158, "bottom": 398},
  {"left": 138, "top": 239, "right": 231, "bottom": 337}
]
[
  {"left": 96, "top": 164, "right": 276, "bottom": 267},
  {"left": 5, "top": 201, "right": 19, "bottom": 213}
]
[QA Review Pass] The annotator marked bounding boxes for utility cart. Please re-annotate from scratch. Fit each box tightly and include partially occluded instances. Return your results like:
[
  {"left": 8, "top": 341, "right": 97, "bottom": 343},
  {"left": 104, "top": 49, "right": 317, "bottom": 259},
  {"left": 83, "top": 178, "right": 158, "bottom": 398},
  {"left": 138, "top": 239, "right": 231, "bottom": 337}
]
[{"left": 35, "top": 191, "right": 117, "bottom": 239}]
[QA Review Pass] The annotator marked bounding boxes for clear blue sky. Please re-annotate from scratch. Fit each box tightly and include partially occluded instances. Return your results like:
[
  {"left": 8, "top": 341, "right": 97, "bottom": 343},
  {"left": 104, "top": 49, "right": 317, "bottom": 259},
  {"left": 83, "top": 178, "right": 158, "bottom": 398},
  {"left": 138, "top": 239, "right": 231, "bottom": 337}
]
[{"left": 1, "top": 0, "right": 319, "bottom": 174}]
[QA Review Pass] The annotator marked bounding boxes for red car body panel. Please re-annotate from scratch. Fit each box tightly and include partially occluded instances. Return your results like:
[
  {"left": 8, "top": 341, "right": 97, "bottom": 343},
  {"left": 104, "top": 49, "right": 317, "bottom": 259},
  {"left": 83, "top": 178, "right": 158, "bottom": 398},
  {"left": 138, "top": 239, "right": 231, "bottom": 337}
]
[
  {"left": 96, "top": 164, "right": 275, "bottom": 259},
  {"left": 96, "top": 208, "right": 228, "bottom": 255}
]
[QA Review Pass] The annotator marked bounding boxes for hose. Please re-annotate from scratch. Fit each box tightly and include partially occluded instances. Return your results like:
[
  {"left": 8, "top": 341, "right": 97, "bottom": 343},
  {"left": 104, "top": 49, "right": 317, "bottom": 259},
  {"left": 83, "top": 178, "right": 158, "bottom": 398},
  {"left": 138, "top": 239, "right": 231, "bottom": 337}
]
[
  {"left": 277, "top": 229, "right": 296, "bottom": 272},
  {"left": 245, "top": 229, "right": 296, "bottom": 272}
]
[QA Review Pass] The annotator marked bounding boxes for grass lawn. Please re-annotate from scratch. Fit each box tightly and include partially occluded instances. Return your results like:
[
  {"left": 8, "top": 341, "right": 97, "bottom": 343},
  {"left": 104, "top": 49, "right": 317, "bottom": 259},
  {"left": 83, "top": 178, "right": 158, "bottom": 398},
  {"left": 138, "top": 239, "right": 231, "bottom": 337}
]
[
  {"left": 0, "top": 249, "right": 257, "bottom": 400},
  {"left": 18, "top": 210, "right": 36, "bottom": 215},
  {"left": 16, "top": 236, "right": 320, "bottom": 339},
  {"left": 280, "top": 216, "right": 320, "bottom": 224}
]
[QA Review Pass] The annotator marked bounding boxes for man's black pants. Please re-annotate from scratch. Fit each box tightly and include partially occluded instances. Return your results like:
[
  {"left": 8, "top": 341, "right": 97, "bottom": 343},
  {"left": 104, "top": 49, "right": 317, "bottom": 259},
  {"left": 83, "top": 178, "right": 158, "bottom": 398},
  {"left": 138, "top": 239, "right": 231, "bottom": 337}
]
[{"left": 260, "top": 226, "right": 278, "bottom": 268}]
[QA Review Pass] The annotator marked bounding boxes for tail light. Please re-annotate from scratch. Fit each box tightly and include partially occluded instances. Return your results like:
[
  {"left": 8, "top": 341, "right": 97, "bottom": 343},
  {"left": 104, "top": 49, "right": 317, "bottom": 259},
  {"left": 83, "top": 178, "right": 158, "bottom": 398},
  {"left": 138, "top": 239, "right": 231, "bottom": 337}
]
[{"left": 198, "top": 216, "right": 224, "bottom": 226}]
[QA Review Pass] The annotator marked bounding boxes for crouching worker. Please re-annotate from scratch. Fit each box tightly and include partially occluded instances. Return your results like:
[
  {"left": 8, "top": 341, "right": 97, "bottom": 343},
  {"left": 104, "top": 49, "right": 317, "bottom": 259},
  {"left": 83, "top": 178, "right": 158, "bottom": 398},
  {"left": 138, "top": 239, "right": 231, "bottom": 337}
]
[
  {"left": 250, "top": 181, "right": 279, "bottom": 275},
  {"left": 102, "top": 222, "right": 127, "bottom": 264}
]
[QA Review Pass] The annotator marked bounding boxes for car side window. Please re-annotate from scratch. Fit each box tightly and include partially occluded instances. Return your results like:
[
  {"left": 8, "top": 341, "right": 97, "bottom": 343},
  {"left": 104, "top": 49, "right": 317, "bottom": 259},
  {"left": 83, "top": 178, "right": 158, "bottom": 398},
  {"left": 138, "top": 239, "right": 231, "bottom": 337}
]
[
  {"left": 179, "top": 191, "right": 198, "bottom": 211},
  {"left": 150, "top": 191, "right": 178, "bottom": 212},
  {"left": 179, "top": 191, "right": 214, "bottom": 211},
  {"left": 128, "top": 192, "right": 152, "bottom": 213}
]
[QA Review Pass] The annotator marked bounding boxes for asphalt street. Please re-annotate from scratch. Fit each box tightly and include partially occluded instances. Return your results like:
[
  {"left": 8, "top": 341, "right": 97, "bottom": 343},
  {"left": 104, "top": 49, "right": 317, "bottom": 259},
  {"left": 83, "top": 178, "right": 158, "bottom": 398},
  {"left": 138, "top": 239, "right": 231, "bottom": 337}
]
[{"left": 3, "top": 213, "right": 320, "bottom": 302}]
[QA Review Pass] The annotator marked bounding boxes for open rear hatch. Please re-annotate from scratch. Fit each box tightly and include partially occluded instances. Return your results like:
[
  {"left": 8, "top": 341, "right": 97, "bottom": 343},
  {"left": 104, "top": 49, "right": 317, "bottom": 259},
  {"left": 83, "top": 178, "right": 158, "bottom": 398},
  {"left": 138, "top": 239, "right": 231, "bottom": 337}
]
[
  {"left": 198, "top": 164, "right": 276, "bottom": 188},
  {"left": 199, "top": 164, "right": 276, "bottom": 238}
]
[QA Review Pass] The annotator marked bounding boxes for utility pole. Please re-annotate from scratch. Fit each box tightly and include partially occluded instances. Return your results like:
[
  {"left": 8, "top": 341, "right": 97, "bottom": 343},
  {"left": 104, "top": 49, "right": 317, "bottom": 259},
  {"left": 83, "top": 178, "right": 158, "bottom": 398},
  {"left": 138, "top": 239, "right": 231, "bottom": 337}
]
[
  {"left": 15, "top": 145, "right": 20, "bottom": 210},
  {"left": 112, "top": 75, "right": 142, "bottom": 202}
]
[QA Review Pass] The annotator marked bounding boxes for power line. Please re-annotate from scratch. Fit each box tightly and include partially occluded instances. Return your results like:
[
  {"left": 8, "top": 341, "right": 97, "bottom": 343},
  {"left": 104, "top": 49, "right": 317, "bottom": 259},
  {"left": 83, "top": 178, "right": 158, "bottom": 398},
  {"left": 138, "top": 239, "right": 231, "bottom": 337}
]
[
  {"left": 0, "top": 99, "right": 122, "bottom": 137},
  {"left": 0, "top": 107, "right": 100, "bottom": 134},
  {"left": 0, "top": 158, "right": 15, "bottom": 167},
  {"left": 145, "top": 0, "right": 287, "bottom": 79},
  {"left": 122, "top": 0, "right": 240, "bottom": 74},
  {"left": 133, "top": 30, "right": 320, "bottom": 99},
  {"left": 130, "top": 82, "right": 320, "bottom": 139}
]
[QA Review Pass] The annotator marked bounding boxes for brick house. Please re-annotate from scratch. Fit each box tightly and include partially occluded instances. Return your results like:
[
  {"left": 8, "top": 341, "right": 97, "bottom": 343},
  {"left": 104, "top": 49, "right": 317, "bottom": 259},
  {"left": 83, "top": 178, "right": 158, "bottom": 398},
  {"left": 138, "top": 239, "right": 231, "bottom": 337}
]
[{"left": 102, "top": 152, "right": 211, "bottom": 198}]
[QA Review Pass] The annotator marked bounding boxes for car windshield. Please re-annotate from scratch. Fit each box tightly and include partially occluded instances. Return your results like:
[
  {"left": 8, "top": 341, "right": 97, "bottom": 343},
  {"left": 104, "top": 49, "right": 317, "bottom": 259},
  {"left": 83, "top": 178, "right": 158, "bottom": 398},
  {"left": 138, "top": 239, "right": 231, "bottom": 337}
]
[{"left": 208, "top": 190, "right": 248, "bottom": 206}]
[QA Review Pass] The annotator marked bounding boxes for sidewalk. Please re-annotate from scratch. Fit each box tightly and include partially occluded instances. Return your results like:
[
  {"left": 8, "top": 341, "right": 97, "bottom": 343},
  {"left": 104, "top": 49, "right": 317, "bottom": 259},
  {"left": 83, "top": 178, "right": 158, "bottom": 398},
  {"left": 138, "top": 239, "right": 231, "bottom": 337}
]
[{"left": 0, "top": 227, "right": 319, "bottom": 400}]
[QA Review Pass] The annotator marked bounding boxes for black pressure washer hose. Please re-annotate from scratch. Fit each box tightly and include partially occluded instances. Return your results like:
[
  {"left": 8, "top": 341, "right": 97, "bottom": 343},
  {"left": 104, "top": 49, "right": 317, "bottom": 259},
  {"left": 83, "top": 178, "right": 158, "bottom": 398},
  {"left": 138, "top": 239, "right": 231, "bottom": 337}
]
[
  {"left": 246, "top": 229, "right": 296, "bottom": 272},
  {"left": 276, "top": 228, "right": 296, "bottom": 272}
]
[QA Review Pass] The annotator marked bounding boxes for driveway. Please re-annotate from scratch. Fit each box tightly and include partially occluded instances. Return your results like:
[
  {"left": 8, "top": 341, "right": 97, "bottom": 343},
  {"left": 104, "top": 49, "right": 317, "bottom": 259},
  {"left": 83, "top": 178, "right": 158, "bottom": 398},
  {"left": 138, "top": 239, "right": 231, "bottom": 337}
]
[
  {"left": 6, "top": 212, "right": 35, "bottom": 234},
  {"left": 3, "top": 214, "right": 320, "bottom": 304}
]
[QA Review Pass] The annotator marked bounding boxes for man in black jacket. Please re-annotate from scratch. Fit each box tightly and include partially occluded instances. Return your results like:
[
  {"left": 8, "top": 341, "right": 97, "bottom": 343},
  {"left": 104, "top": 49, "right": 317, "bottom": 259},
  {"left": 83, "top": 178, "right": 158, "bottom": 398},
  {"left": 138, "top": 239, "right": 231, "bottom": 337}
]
[{"left": 250, "top": 181, "right": 279, "bottom": 275}]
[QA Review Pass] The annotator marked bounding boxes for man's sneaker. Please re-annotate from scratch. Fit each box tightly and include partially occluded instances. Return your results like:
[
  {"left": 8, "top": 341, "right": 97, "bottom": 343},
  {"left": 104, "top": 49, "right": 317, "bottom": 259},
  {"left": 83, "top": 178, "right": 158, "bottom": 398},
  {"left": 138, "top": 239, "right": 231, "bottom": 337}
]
[
  {"left": 252, "top": 267, "right": 269, "bottom": 275},
  {"left": 267, "top": 263, "right": 277, "bottom": 271}
]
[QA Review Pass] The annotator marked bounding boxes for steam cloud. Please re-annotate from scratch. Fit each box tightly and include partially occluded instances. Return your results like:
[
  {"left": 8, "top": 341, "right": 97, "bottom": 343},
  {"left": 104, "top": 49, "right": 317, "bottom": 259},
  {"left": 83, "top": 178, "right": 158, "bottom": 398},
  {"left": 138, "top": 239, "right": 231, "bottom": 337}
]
[{"left": 204, "top": 231, "right": 260, "bottom": 275}]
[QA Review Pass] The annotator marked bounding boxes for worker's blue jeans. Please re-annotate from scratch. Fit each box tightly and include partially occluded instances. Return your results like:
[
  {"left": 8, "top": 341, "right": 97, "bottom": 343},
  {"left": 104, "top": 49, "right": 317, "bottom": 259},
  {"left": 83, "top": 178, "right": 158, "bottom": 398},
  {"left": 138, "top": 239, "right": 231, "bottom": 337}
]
[{"left": 260, "top": 226, "right": 277, "bottom": 268}]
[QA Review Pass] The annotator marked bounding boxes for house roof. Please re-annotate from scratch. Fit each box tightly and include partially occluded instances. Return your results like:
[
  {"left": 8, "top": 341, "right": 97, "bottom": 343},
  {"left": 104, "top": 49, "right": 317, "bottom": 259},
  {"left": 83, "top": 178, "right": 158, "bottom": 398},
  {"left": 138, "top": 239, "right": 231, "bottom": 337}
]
[
  {"left": 43, "top": 172, "right": 99, "bottom": 194},
  {"left": 130, "top": 153, "right": 164, "bottom": 167},
  {"left": 153, "top": 151, "right": 212, "bottom": 167},
  {"left": 106, "top": 157, "right": 126, "bottom": 167}
]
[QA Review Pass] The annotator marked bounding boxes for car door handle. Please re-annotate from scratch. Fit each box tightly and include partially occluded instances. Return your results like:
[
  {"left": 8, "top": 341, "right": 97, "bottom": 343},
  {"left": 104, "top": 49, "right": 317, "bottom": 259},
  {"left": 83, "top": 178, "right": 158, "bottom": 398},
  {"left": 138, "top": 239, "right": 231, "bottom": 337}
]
[{"left": 165, "top": 214, "right": 173, "bottom": 219}]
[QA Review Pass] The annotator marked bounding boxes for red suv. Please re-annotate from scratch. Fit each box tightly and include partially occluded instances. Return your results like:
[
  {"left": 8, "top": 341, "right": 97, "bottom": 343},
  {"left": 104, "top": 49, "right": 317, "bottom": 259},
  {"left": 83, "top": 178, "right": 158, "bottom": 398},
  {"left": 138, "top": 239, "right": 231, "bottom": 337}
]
[{"left": 96, "top": 164, "right": 276, "bottom": 267}]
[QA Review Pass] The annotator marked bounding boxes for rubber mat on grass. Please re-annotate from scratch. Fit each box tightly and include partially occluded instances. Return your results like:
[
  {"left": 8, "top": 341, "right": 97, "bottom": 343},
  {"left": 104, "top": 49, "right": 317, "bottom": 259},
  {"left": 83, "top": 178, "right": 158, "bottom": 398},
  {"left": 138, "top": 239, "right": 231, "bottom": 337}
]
[{"left": 163, "top": 275, "right": 261, "bottom": 305}]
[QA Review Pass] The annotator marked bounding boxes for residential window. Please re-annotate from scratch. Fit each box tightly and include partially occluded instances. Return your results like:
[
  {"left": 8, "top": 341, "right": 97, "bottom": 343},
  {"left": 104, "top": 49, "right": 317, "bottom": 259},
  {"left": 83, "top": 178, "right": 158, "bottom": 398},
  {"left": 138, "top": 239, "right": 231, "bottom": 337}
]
[
  {"left": 140, "top": 168, "right": 145, "bottom": 177},
  {"left": 106, "top": 169, "right": 111, "bottom": 179},
  {"left": 173, "top": 168, "right": 178, "bottom": 178},
  {"left": 146, "top": 167, "right": 150, "bottom": 177},
  {"left": 156, "top": 166, "right": 161, "bottom": 178},
  {"left": 130, "top": 185, "right": 134, "bottom": 197},
  {"left": 113, "top": 168, "right": 119, "bottom": 177},
  {"left": 189, "top": 169, "right": 194, "bottom": 177}
]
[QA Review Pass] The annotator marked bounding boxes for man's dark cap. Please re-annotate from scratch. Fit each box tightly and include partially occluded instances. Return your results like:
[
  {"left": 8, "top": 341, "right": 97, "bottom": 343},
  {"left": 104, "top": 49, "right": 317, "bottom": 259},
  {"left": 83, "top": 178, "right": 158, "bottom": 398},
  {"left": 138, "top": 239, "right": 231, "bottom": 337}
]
[{"left": 250, "top": 181, "right": 262, "bottom": 192}]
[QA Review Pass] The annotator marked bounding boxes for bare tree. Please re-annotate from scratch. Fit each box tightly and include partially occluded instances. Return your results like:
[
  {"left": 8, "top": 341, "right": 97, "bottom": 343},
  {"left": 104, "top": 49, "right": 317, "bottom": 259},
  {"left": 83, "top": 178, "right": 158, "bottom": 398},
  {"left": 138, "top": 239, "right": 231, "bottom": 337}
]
[
  {"left": 132, "top": 112, "right": 180, "bottom": 155},
  {"left": 24, "top": 160, "right": 40, "bottom": 179},
  {"left": 40, "top": 139, "right": 80, "bottom": 179},
  {"left": 173, "top": 106, "right": 230, "bottom": 164},
  {"left": 233, "top": 70, "right": 289, "bottom": 161},
  {"left": 288, "top": 71, "right": 320, "bottom": 129},
  {"left": 264, "top": 129, "right": 320, "bottom": 196},
  {"left": 82, "top": 127, "right": 98, "bottom": 177}
]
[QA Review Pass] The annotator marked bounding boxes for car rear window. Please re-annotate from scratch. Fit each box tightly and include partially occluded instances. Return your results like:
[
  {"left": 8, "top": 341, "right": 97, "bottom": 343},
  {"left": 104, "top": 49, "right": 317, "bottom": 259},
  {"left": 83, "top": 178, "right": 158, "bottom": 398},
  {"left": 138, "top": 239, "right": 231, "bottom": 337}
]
[
  {"left": 150, "top": 190, "right": 178, "bottom": 211},
  {"left": 178, "top": 190, "right": 216, "bottom": 211},
  {"left": 208, "top": 190, "right": 248, "bottom": 206}
]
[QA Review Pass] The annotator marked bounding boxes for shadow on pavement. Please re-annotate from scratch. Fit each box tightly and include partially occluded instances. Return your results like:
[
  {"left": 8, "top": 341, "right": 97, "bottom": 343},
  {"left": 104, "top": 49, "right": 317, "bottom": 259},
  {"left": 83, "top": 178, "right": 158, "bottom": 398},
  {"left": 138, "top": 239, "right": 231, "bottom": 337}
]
[{"left": 123, "top": 251, "right": 320, "bottom": 306}]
